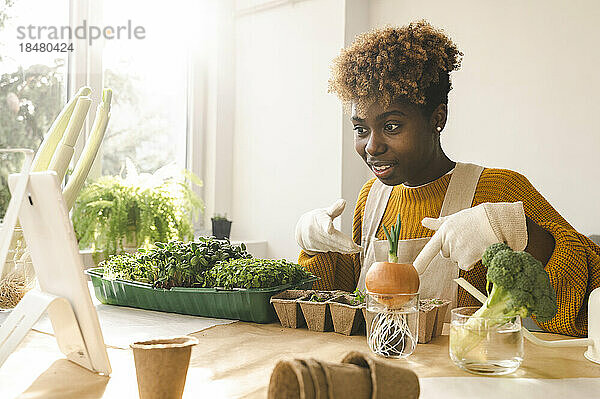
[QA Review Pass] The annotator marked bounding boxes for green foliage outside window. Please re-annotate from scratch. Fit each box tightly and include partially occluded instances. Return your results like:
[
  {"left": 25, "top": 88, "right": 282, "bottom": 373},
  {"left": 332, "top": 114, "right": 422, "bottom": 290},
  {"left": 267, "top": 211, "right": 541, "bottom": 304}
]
[
  {"left": 0, "top": 63, "right": 64, "bottom": 218},
  {"left": 0, "top": 2, "right": 65, "bottom": 218}
]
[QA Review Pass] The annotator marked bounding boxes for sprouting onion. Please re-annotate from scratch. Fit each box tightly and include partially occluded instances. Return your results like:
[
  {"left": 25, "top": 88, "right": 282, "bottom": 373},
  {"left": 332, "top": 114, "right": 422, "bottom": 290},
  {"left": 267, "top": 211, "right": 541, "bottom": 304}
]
[
  {"left": 382, "top": 213, "right": 401, "bottom": 263},
  {"left": 366, "top": 213, "right": 419, "bottom": 358}
]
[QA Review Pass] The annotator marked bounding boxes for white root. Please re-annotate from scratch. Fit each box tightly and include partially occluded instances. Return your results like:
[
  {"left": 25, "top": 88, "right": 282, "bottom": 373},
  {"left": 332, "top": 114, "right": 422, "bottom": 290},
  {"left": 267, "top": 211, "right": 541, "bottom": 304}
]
[{"left": 368, "top": 309, "right": 417, "bottom": 358}]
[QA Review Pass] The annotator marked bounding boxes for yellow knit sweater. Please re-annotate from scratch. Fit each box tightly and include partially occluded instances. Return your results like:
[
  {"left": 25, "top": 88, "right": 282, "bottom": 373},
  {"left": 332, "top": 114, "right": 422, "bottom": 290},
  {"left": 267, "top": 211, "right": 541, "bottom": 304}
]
[{"left": 298, "top": 168, "right": 600, "bottom": 337}]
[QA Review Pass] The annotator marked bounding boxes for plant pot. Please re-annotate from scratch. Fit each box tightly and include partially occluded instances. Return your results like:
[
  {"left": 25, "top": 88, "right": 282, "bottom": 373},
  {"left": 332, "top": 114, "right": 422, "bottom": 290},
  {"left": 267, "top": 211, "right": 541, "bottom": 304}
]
[
  {"left": 298, "top": 291, "right": 337, "bottom": 332},
  {"left": 418, "top": 303, "right": 437, "bottom": 343},
  {"left": 270, "top": 290, "right": 309, "bottom": 328},
  {"left": 131, "top": 336, "right": 198, "bottom": 399},
  {"left": 121, "top": 225, "right": 138, "bottom": 250},
  {"left": 211, "top": 219, "right": 232, "bottom": 239},
  {"left": 329, "top": 294, "right": 365, "bottom": 336},
  {"left": 432, "top": 299, "right": 450, "bottom": 337},
  {"left": 418, "top": 299, "right": 451, "bottom": 343}
]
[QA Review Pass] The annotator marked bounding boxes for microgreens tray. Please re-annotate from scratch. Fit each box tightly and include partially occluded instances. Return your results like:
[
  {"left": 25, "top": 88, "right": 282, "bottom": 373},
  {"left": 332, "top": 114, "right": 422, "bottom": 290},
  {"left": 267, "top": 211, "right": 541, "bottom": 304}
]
[{"left": 86, "top": 267, "right": 318, "bottom": 323}]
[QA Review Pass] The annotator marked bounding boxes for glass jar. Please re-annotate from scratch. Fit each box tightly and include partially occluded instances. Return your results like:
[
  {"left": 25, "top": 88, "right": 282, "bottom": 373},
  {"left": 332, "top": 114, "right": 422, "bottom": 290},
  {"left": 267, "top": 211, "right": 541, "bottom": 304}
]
[
  {"left": 365, "top": 292, "right": 419, "bottom": 359},
  {"left": 449, "top": 307, "right": 524, "bottom": 375}
]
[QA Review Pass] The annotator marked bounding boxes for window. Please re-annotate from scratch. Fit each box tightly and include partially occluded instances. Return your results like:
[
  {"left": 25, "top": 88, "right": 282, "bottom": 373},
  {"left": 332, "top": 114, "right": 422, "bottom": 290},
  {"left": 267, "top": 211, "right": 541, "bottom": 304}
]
[
  {"left": 0, "top": 0, "right": 69, "bottom": 217},
  {"left": 0, "top": 0, "right": 208, "bottom": 220},
  {"left": 100, "top": 0, "right": 190, "bottom": 176}
]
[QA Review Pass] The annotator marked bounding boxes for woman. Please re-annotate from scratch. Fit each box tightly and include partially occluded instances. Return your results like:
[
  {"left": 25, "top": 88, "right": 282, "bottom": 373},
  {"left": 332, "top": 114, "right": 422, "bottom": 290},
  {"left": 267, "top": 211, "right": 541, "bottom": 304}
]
[{"left": 295, "top": 21, "right": 600, "bottom": 337}]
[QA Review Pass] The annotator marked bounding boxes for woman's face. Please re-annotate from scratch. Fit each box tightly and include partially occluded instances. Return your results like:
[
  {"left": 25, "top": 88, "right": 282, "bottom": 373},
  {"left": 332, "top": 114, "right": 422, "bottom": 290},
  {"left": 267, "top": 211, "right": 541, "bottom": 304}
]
[{"left": 352, "top": 101, "right": 442, "bottom": 186}]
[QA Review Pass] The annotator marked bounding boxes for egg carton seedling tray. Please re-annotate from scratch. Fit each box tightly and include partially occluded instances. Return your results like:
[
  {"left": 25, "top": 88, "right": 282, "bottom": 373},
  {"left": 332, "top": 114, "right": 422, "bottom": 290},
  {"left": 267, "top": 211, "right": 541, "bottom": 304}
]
[{"left": 85, "top": 267, "right": 319, "bottom": 323}]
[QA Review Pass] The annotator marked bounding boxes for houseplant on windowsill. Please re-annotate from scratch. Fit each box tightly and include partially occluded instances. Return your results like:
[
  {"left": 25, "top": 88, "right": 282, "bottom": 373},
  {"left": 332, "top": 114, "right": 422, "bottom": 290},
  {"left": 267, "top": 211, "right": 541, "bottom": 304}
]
[
  {"left": 211, "top": 213, "right": 232, "bottom": 239},
  {"left": 72, "top": 159, "right": 203, "bottom": 261}
]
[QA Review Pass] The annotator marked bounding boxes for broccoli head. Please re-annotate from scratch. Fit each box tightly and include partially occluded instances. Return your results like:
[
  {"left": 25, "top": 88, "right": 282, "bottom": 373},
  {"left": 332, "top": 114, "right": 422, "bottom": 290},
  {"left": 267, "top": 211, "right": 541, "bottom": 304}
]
[
  {"left": 481, "top": 243, "right": 557, "bottom": 322},
  {"left": 481, "top": 242, "right": 510, "bottom": 267}
]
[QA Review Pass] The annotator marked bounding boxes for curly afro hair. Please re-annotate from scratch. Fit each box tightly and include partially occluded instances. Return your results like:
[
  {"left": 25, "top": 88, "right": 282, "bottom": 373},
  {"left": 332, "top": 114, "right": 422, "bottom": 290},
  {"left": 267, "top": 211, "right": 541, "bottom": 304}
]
[{"left": 328, "top": 20, "right": 463, "bottom": 117}]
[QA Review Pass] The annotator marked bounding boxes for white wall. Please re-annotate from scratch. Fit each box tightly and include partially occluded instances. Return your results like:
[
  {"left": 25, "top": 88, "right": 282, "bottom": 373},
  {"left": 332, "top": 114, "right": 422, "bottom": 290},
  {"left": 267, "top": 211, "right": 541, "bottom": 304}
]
[
  {"left": 340, "top": 0, "right": 375, "bottom": 237},
  {"left": 232, "top": 0, "right": 347, "bottom": 260},
  {"left": 369, "top": 0, "right": 600, "bottom": 235},
  {"left": 220, "top": 0, "right": 600, "bottom": 262},
  {"left": 200, "top": 1, "right": 236, "bottom": 232}
]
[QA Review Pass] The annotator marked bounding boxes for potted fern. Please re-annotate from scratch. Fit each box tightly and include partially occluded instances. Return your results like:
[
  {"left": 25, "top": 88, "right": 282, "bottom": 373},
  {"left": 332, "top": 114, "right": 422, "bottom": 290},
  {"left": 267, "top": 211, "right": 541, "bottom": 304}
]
[{"left": 72, "top": 159, "right": 203, "bottom": 259}]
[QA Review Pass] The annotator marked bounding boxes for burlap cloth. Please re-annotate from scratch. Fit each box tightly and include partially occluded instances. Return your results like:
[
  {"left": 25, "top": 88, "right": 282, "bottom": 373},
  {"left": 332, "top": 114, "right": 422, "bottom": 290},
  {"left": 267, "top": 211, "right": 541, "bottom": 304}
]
[{"left": 268, "top": 351, "right": 419, "bottom": 399}]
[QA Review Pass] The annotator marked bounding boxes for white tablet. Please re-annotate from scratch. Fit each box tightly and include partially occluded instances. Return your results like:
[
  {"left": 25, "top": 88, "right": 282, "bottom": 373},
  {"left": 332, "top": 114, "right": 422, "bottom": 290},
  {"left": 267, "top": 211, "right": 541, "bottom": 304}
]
[{"left": 7, "top": 171, "right": 111, "bottom": 374}]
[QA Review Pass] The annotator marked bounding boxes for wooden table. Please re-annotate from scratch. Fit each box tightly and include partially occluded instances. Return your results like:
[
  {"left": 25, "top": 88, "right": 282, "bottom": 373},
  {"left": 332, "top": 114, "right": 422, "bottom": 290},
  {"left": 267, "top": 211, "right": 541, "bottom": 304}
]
[{"left": 1, "top": 322, "right": 599, "bottom": 398}]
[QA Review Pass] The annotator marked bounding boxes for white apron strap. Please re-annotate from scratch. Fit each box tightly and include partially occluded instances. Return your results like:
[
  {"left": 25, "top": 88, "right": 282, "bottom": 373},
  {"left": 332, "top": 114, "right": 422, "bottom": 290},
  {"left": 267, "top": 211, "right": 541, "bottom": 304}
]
[
  {"left": 439, "top": 163, "right": 484, "bottom": 216},
  {"left": 360, "top": 180, "right": 393, "bottom": 255}
]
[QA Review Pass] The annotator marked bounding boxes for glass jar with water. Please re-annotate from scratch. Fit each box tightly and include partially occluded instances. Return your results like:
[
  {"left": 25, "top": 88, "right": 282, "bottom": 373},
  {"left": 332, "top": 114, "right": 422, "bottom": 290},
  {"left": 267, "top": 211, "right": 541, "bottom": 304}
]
[
  {"left": 449, "top": 306, "right": 524, "bottom": 375},
  {"left": 366, "top": 292, "right": 419, "bottom": 358}
]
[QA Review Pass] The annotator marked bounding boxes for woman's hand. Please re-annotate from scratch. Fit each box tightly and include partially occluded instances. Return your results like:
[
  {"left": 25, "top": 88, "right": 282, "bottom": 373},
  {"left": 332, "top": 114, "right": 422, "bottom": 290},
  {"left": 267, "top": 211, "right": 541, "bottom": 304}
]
[
  {"left": 295, "top": 199, "right": 362, "bottom": 255},
  {"left": 413, "top": 202, "right": 528, "bottom": 274}
]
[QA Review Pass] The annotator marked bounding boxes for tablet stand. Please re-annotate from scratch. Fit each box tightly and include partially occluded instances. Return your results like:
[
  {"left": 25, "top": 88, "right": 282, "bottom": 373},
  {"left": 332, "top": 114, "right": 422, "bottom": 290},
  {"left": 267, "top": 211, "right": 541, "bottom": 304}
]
[
  {"left": 0, "top": 164, "right": 111, "bottom": 375},
  {"left": 0, "top": 289, "right": 94, "bottom": 371}
]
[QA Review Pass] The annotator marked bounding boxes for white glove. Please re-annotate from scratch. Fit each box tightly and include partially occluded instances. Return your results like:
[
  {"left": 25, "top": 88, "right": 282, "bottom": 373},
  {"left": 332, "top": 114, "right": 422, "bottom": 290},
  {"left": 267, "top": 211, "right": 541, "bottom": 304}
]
[
  {"left": 413, "top": 202, "right": 528, "bottom": 274},
  {"left": 295, "top": 199, "right": 362, "bottom": 255}
]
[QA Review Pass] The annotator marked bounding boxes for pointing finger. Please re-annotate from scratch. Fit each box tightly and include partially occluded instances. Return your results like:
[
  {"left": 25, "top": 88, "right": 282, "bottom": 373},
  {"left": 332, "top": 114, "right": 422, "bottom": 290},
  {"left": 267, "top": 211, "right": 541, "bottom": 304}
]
[
  {"left": 421, "top": 216, "right": 445, "bottom": 231},
  {"left": 413, "top": 233, "right": 443, "bottom": 274}
]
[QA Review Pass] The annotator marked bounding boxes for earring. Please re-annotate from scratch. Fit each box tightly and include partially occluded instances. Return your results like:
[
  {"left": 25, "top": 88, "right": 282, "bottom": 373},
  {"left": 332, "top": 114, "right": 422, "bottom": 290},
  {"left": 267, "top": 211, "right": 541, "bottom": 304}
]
[{"left": 436, "top": 126, "right": 442, "bottom": 132}]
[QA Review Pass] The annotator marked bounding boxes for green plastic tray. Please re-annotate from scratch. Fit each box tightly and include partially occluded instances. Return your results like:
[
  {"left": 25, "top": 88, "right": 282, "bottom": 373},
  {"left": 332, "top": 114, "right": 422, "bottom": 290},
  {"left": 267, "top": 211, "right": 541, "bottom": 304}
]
[{"left": 85, "top": 267, "right": 318, "bottom": 323}]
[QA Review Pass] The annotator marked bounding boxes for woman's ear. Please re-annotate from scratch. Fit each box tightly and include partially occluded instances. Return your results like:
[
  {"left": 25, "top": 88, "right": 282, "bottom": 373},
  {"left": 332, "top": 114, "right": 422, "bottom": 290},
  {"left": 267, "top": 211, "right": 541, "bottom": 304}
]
[{"left": 430, "top": 103, "right": 448, "bottom": 132}]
